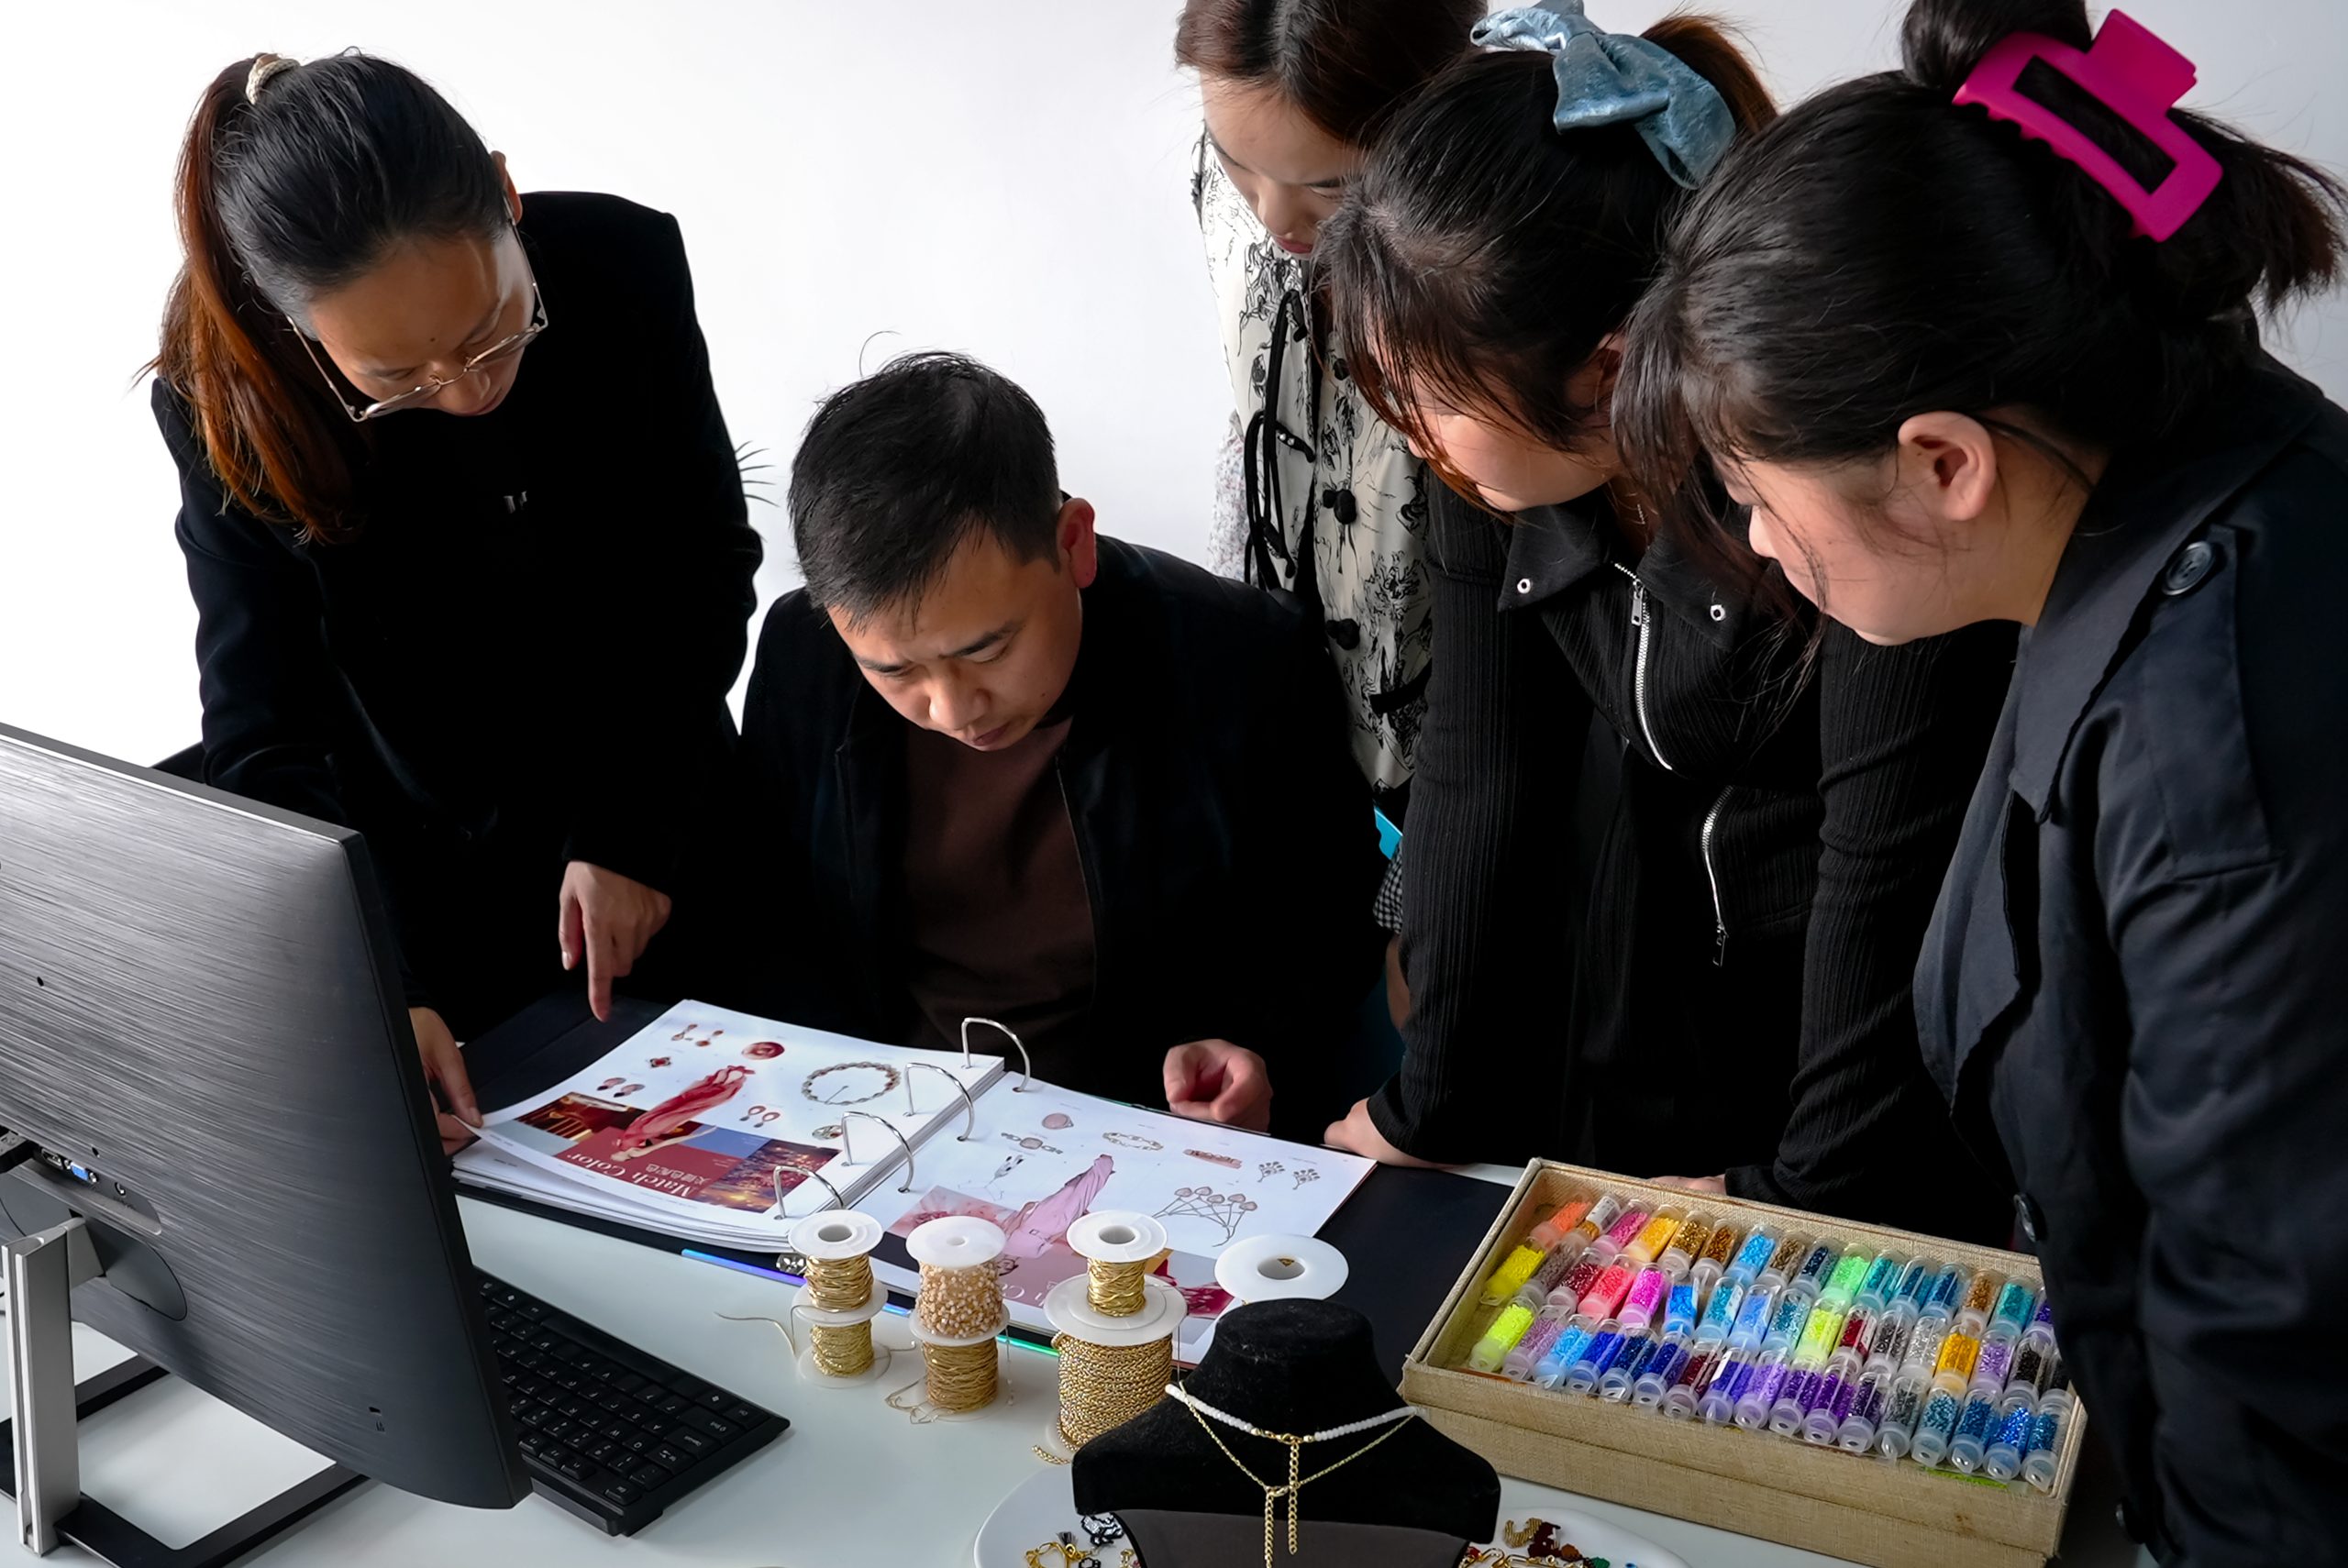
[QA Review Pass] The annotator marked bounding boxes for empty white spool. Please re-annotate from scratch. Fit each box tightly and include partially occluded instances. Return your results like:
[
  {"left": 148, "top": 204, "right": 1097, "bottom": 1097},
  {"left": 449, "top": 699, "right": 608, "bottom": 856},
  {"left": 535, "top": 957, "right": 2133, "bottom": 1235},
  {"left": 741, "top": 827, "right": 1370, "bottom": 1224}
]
[{"left": 1215, "top": 1234, "right": 1348, "bottom": 1304}]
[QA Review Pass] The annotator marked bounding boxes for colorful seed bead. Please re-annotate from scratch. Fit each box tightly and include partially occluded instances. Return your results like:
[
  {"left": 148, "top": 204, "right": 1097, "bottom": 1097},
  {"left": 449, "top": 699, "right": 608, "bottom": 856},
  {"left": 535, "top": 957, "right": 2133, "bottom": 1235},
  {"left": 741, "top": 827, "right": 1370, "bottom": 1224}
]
[
  {"left": 1822, "top": 1250, "right": 1871, "bottom": 1304},
  {"left": 1857, "top": 1253, "right": 1902, "bottom": 1308},
  {"left": 1635, "top": 1338, "right": 1691, "bottom": 1407},
  {"left": 1619, "top": 1266, "right": 1672, "bottom": 1332},
  {"left": 1570, "top": 1195, "right": 1623, "bottom": 1245},
  {"left": 1973, "top": 1334, "right": 2016, "bottom": 1390},
  {"left": 1837, "top": 1305, "right": 1879, "bottom": 1359},
  {"left": 1731, "top": 1286, "right": 1778, "bottom": 1350},
  {"left": 1727, "top": 1230, "right": 1778, "bottom": 1285},
  {"left": 1766, "top": 1234, "right": 1810, "bottom": 1284},
  {"left": 1936, "top": 1328, "right": 1982, "bottom": 1385},
  {"left": 1554, "top": 1253, "right": 1606, "bottom": 1306},
  {"left": 1793, "top": 1243, "right": 1838, "bottom": 1294},
  {"left": 1767, "top": 1290, "right": 1813, "bottom": 1350},
  {"left": 2010, "top": 1334, "right": 2054, "bottom": 1396},
  {"left": 1951, "top": 1390, "right": 2002, "bottom": 1471},
  {"left": 1523, "top": 1242, "right": 1586, "bottom": 1300},
  {"left": 1891, "top": 1256, "right": 1935, "bottom": 1308},
  {"left": 1530, "top": 1192, "right": 1598, "bottom": 1249},
  {"left": 1668, "top": 1280, "right": 1708, "bottom": 1339},
  {"left": 1469, "top": 1302, "right": 1535, "bottom": 1372},
  {"left": 1482, "top": 1243, "right": 1546, "bottom": 1304},
  {"left": 1879, "top": 1375, "right": 1927, "bottom": 1459},
  {"left": 1960, "top": 1271, "right": 2000, "bottom": 1320},
  {"left": 1540, "top": 1320, "right": 1604, "bottom": 1388},
  {"left": 1600, "top": 1206, "right": 1652, "bottom": 1254},
  {"left": 1914, "top": 1386, "right": 1964, "bottom": 1463},
  {"left": 1670, "top": 1214, "right": 1717, "bottom": 1271},
  {"left": 1795, "top": 1303, "right": 1847, "bottom": 1365},
  {"left": 1921, "top": 1264, "right": 1965, "bottom": 1318},
  {"left": 1625, "top": 1210, "right": 1683, "bottom": 1266},
  {"left": 1699, "top": 1220, "right": 1743, "bottom": 1274},
  {"left": 1989, "top": 1281, "right": 2038, "bottom": 1335},
  {"left": 1696, "top": 1280, "right": 1741, "bottom": 1342},
  {"left": 1505, "top": 1309, "right": 1572, "bottom": 1379},
  {"left": 1867, "top": 1309, "right": 1916, "bottom": 1369}
]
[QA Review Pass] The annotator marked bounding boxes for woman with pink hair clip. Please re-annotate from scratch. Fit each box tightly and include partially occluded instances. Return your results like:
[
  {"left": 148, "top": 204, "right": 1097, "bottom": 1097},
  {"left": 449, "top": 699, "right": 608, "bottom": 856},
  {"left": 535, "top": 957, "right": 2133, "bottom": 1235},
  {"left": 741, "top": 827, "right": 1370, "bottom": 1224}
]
[{"left": 1622, "top": 1, "right": 2348, "bottom": 1556}]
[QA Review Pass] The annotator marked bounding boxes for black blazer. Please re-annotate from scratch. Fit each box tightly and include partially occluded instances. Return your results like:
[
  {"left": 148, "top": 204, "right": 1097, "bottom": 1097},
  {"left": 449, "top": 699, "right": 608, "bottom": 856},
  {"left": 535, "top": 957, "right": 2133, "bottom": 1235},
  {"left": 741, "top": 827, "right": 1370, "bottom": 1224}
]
[
  {"left": 1919, "top": 356, "right": 2348, "bottom": 1563},
  {"left": 1380, "top": 482, "right": 2016, "bottom": 1241},
  {"left": 721, "top": 536, "right": 1386, "bottom": 1123},
  {"left": 160, "top": 193, "right": 761, "bottom": 1028}
]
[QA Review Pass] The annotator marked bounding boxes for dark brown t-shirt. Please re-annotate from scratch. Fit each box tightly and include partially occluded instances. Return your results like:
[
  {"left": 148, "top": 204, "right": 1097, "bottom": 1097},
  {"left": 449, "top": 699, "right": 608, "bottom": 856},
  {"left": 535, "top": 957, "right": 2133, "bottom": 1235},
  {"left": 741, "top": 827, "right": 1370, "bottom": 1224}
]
[{"left": 900, "top": 718, "right": 1095, "bottom": 1077}]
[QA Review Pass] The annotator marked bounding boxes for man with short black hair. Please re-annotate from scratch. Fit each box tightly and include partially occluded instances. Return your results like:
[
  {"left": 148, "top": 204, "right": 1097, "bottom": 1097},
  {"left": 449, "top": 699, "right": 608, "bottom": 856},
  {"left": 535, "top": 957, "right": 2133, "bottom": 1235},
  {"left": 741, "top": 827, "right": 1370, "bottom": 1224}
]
[{"left": 723, "top": 352, "right": 1383, "bottom": 1132}]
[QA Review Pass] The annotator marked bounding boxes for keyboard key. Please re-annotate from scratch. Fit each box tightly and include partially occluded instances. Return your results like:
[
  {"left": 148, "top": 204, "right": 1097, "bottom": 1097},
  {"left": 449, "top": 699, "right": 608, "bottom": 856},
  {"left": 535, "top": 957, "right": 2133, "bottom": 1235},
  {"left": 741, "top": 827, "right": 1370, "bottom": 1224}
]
[
  {"left": 516, "top": 1350, "right": 548, "bottom": 1373},
  {"left": 517, "top": 1406, "right": 550, "bottom": 1430},
  {"left": 611, "top": 1373, "right": 648, "bottom": 1396},
  {"left": 515, "top": 1299, "right": 546, "bottom": 1320},
  {"left": 494, "top": 1286, "right": 522, "bottom": 1308},
  {"left": 599, "top": 1481, "right": 639, "bottom": 1508},
  {"left": 593, "top": 1389, "right": 627, "bottom": 1413},
  {"left": 670, "top": 1375, "right": 713, "bottom": 1401},
  {"left": 557, "top": 1397, "right": 590, "bottom": 1419},
  {"left": 545, "top": 1419, "right": 580, "bottom": 1444},
  {"left": 694, "top": 1389, "right": 729, "bottom": 1411},
  {"left": 630, "top": 1463, "right": 670, "bottom": 1489},
  {"left": 552, "top": 1342, "right": 589, "bottom": 1364},
  {"left": 655, "top": 1393, "right": 690, "bottom": 1417},
  {"left": 598, "top": 1418, "right": 630, "bottom": 1442},
  {"left": 641, "top": 1415, "right": 674, "bottom": 1437},
  {"left": 624, "top": 1433, "right": 654, "bottom": 1454},
  {"left": 649, "top": 1443, "right": 692, "bottom": 1472},
  {"left": 515, "top": 1430, "right": 547, "bottom": 1456},
  {"left": 668, "top": 1427, "right": 713, "bottom": 1459},
  {"left": 588, "top": 1440, "right": 621, "bottom": 1464},
  {"left": 723, "top": 1402, "right": 759, "bottom": 1426},
  {"left": 614, "top": 1397, "right": 651, "bottom": 1425},
  {"left": 558, "top": 1455, "right": 596, "bottom": 1482}
]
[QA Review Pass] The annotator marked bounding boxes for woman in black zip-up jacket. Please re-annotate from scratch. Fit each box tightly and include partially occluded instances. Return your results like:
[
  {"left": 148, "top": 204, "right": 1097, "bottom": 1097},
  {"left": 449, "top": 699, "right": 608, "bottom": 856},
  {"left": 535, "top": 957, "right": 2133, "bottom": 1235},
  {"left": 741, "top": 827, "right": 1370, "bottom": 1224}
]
[{"left": 1315, "top": 7, "right": 2012, "bottom": 1241}]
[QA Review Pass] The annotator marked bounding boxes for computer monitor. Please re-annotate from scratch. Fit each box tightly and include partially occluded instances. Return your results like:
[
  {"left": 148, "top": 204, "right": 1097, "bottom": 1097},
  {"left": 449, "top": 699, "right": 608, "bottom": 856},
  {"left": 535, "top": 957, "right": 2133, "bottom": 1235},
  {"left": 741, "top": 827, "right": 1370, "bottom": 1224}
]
[{"left": 0, "top": 724, "right": 529, "bottom": 1562}]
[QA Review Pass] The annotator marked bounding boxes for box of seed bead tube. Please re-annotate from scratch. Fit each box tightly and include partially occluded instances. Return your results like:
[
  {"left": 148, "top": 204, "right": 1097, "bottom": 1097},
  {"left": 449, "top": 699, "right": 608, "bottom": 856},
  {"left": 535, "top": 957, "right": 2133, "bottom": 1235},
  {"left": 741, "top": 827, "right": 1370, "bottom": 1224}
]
[{"left": 1399, "top": 1160, "right": 2088, "bottom": 1568}]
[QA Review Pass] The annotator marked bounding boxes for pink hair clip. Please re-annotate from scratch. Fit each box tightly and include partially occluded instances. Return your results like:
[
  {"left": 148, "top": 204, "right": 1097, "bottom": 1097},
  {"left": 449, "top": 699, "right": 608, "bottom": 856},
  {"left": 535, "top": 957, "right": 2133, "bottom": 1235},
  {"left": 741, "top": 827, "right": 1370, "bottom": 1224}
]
[{"left": 1954, "top": 9, "right": 2222, "bottom": 241}]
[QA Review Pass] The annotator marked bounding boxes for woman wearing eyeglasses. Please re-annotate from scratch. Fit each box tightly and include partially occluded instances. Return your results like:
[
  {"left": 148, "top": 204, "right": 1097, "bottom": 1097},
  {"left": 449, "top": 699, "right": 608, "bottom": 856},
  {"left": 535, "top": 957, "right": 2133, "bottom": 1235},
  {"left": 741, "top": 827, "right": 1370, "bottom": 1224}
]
[{"left": 150, "top": 53, "right": 761, "bottom": 1148}]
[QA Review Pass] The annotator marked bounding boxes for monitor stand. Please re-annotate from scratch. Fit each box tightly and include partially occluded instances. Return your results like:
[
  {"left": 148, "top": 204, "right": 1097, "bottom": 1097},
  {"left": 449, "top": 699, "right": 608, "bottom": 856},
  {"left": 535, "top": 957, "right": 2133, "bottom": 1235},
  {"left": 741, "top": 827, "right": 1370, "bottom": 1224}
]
[{"left": 1, "top": 1218, "right": 365, "bottom": 1567}]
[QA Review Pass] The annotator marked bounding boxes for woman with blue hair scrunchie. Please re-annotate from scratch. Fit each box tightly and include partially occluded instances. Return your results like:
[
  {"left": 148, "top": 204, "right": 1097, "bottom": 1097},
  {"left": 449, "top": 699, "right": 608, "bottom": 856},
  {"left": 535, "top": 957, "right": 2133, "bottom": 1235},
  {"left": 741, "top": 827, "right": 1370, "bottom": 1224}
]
[{"left": 1315, "top": 3, "right": 2018, "bottom": 1246}]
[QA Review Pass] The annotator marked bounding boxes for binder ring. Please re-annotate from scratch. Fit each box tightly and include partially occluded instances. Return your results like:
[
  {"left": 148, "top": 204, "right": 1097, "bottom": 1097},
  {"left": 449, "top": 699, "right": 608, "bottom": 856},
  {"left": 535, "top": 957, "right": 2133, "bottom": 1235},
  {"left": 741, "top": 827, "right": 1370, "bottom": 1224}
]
[
  {"left": 840, "top": 1110, "right": 919, "bottom": 1193},
  {"left": 775, "top": 1165, "right": 849, "bottom": 1219},
  {"left": 959, "top": 1016, "right": 1034, "bottom": 1092},
  {"left": 905, "top": 1062, "right": 980, "bottom": 1141}
]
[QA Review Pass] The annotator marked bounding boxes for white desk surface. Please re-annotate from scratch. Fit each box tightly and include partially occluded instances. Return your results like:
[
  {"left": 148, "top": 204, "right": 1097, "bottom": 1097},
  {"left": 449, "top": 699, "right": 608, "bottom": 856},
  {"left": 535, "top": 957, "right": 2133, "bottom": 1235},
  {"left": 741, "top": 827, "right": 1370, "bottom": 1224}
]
[{"left": 11, "top": 1171, "right": 2155, "bottom": 1568}]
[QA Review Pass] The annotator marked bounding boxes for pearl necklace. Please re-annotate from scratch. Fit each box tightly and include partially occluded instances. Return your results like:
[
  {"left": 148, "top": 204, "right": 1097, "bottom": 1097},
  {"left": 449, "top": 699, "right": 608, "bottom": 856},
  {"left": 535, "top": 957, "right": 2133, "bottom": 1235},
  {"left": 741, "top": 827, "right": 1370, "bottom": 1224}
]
[{"left": 1162, "top": 1385, "right": 1423, "bottom": 1566}]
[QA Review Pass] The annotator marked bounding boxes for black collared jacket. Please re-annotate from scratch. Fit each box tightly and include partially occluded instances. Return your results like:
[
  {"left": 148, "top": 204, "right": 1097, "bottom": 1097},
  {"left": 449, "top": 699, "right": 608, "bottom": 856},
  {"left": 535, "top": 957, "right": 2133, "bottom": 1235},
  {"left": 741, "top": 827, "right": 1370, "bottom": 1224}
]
[
  {"left": 161, "top": 193, "right": 761, "bottom": 1032},
  {"left": 1376, "top": 481, "right": 2017, "bottom": 1242},
  {"left": 1919, "top": 356, "right": 2348, "bottom": 1564},
  {"left": 719, "top": 536, "right": 1386, "bottom": 1124}
]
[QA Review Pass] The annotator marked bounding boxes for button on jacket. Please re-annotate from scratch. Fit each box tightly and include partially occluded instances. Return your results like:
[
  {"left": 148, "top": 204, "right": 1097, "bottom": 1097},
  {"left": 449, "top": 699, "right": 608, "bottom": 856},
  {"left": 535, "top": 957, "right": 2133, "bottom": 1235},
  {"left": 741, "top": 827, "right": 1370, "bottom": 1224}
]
[
  {"left": 1919, "top": 356, "right": 2348, "bottom": 1563},
  {"left": 1380, "top": 481, "right": 2016, "bottom": 1241}
]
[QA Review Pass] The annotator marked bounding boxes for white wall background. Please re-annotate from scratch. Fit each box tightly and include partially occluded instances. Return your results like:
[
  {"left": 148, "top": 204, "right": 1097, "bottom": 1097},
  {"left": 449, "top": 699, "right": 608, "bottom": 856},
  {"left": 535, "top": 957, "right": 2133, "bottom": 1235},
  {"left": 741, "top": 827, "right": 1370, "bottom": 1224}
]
[{"left": 2, "top": 1, "right": 2342, "bottom": 768}]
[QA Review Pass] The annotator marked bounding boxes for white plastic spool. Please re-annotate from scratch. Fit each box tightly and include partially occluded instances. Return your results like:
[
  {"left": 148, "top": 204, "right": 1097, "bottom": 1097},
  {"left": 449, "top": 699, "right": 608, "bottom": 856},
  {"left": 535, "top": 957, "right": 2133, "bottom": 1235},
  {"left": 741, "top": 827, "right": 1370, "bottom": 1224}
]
[
  {"left": 1215, "top": 1234, "right": 1349, "bottom": 1305},
  {"left": 784, "top": 1210, "right": 889, "bottom": 1385},
  {"left": 904, "top": 1215, "right": 1010, "bottom": 1346},
  {"left": 1045, "top": 1210, "right": 1184, "bottom": 1347}
]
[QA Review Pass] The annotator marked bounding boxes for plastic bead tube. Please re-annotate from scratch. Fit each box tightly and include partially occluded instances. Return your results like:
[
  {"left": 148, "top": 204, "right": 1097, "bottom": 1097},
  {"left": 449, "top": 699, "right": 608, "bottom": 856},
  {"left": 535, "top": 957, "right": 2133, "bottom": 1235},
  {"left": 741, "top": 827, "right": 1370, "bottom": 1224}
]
[
  {"left": 1618, "top": 1264, "right": 1675, "bottom": 1334},
  {"left": 1723, "top": 1228, "right": 1778, "bottom": 1289}
]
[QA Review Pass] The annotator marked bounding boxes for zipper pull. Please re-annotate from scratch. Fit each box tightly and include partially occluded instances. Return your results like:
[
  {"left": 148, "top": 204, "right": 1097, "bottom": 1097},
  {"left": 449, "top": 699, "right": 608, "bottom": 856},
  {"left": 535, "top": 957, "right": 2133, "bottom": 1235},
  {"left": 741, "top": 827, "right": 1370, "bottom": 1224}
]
[
  {"left": 1628, "top": 578, "right": 1650, "bottom": 627},
  {"left": 1713, "top": 922, "right": 1728, "bottom": 968}
]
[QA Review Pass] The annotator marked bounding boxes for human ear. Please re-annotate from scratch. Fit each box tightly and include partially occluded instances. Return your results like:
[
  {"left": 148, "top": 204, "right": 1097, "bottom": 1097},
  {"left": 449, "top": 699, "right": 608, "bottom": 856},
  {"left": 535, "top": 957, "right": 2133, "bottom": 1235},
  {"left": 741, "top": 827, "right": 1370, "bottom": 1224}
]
[
  {"left": 492, "top": 151, "right": 522, "bottom": 224},
  {"left": 1893, "top": 412, "right": 1999, "bottom": 528},
  {"left": 1058, "top": 498, "right": 1100, "bottom": 590}
]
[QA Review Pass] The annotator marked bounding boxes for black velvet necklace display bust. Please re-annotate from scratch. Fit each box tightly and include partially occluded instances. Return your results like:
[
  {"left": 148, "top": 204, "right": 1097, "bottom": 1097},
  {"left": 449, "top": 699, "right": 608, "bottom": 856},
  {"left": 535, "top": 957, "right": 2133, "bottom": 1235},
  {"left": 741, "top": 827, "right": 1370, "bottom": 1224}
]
[{"left": 1071, "top": 1300, "right": 1499, "bottom": 1567}]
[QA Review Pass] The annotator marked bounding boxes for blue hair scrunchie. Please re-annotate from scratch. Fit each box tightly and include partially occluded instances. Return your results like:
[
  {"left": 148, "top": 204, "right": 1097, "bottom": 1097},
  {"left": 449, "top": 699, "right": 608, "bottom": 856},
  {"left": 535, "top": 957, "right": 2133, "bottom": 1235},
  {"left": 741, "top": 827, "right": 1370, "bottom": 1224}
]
[{"left": 1473, "top": 2, "right": 1736, "bottom": 188}]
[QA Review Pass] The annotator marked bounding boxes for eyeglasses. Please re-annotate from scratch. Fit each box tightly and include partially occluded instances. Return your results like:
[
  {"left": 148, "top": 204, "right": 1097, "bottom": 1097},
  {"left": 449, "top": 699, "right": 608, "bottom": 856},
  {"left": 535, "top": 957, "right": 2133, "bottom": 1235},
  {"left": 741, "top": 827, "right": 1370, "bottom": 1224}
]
[{"left": 290, "top": 234, "right": 549, "bottom": 424}]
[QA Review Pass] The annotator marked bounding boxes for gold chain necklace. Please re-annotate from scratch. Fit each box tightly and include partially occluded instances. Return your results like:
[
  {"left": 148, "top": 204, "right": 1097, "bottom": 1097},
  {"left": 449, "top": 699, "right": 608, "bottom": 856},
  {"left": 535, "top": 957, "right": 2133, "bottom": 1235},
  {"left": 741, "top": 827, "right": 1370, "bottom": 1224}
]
[{"left": 1168, "top": 1386, "right": 1422, "bottom": 1568}]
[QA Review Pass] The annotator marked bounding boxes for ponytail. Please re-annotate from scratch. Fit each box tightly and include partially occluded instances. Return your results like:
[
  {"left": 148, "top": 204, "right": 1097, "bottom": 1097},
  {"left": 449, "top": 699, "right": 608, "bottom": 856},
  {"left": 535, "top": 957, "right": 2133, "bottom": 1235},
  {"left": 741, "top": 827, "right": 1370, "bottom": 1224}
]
[
  {"left": 149, "top": 52, "right": 506, "bottom": 543},
  {"left": 1643, "top": 16, "right": 1775, "bottom": 140},
  {"left": 153, "top": 61, "right": 360, "bottom": 541},
  {"left": 1317, "top": 16, "right": 1777, "bottom": 469},
  {"left": 1623, "top": 0, "right": 2346, "bottom": 521}
]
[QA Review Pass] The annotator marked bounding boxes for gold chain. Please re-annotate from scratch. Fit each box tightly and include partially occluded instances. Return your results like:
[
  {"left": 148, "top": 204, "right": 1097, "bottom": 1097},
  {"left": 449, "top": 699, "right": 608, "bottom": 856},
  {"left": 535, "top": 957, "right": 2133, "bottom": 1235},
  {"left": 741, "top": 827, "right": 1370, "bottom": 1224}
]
[
  {"left": 1053, "top": 1333, "right": 1173, "bottom": 1450},
  {"left": 1176, "top": 1397, "right": 1420, "bottom": 1568}
]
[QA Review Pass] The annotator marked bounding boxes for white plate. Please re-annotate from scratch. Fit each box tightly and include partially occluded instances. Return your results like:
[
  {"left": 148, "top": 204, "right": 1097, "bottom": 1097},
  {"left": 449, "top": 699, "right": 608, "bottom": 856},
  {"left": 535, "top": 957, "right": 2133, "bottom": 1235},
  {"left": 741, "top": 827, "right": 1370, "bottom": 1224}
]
[{"left": 974, "top": 1463, "right": 1689, "bottom": 1567}]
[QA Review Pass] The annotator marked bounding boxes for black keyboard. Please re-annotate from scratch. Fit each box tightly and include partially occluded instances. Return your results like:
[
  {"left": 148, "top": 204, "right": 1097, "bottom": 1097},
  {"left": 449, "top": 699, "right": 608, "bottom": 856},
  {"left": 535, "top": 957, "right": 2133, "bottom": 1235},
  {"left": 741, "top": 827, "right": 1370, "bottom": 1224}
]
[{"left": 475, "top": 1271, "right": 789, "bottom": 1535}]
